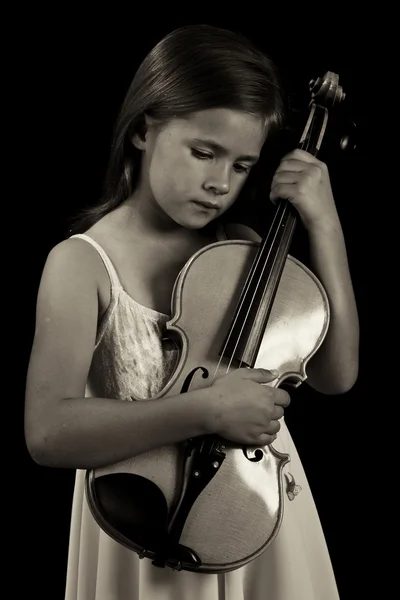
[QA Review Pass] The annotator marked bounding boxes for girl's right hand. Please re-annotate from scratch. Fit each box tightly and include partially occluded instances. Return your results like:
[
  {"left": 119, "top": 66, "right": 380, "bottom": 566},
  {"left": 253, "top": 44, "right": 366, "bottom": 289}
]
[{"left": 206, "top": 368, "right": 290, "bottom": 446}]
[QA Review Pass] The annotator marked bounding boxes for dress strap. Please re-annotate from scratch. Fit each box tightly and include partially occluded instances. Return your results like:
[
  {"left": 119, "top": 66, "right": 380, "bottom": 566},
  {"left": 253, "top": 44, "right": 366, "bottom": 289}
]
[{"left": 69, "top": 234, "right": 123, "bottom": 291}]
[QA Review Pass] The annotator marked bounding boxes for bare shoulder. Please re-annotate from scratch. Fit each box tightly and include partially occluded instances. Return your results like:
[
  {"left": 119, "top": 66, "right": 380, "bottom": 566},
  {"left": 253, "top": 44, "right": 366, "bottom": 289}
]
[
  {"left": 24, "top": 237, "right": 105, "bottom": 454},
  {"left": 224, "top": 222, "right": 262, "bottom": 243},
  {"left": 41, "top": 236, "right": 105, "bottom": 285}
]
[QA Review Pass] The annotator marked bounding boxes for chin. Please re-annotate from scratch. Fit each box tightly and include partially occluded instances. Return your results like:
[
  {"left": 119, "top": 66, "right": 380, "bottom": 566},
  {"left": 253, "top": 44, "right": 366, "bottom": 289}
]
[
  {"left": 186, "top": 218, "right": 217, "bottom": 231},
  {"left": 159, "top": 201, "right": 218, "bottom": 231},
  {"left": 173, "top": 213, "right": 215, "bottom": 230},
  {"left": 182, "top": 221, "right": 209, "bottom": 230}
]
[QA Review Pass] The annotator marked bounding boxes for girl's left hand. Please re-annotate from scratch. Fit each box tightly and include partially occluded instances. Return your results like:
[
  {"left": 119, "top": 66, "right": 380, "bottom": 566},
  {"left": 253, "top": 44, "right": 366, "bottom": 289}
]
[{"left": 270, "top": 148, "right": 339, "bottom": 229}]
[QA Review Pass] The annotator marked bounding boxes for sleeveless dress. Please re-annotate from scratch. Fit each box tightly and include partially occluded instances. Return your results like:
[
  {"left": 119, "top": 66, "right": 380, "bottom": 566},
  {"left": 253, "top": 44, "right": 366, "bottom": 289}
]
[{"left": 64, "top": 232, "right": 340, "bottom": 600}]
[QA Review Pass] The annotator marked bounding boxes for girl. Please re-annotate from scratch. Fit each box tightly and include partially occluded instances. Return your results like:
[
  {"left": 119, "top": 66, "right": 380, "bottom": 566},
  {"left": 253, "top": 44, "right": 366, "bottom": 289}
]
[{"left": 24, "top": 24, "right": 359, "bottom": 600}]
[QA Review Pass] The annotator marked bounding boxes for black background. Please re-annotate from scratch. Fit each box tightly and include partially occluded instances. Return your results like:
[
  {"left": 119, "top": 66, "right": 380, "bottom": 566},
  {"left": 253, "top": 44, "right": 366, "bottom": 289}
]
[{"left": 17, "top": 11, "right": 375, "bottom": 600}]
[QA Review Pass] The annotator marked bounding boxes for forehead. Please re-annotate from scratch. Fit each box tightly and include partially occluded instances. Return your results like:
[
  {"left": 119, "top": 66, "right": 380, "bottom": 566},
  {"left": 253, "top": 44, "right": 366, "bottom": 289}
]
[{"left": 170, "top": 108, "right": 266, "bottom": 157}]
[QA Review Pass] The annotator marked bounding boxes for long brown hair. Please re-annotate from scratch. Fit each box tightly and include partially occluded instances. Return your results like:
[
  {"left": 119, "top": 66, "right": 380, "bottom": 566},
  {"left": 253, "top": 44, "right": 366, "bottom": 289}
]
[{"left": 68, "top": 24, "right": 286, "bottom": 235}]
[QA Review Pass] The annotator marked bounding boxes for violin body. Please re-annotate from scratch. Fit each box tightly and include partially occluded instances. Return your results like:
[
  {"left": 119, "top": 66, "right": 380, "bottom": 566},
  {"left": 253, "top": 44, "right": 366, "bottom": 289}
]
[{"left": 85, "top": 239, "right": 329, "bottom": 573}]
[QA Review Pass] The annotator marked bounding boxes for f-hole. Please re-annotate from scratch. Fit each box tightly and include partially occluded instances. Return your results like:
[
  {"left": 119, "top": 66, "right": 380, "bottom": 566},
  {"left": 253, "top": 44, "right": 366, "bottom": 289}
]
[
  {"left": 243, "top": 447, "right": 264, "bottom": 462},
  {"left": 180, "top": 367, "right": 209, "bottom": 393}
]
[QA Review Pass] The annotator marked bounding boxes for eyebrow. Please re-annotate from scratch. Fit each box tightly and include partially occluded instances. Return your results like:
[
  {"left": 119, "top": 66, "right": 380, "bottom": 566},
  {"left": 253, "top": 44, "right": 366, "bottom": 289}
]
[{"left": 190, "top": 137, "right": 259, "bottom": 163}]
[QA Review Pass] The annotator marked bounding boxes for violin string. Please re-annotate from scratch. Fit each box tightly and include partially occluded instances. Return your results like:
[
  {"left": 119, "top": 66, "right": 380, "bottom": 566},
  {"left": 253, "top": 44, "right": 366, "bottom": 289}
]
[
  {"left": 237, "top": 204, "right": 297, "bottom": 372},
  {"left": 225, "top": 203, "right": 289, "bottom": 372},
  {"left": 231, "top": 125, "right": 313, "bottom": 372},
  {"left": 209, "top": 204, "right": 288, "bottom": 383},
  {"left": 210, "top": 209, "right": 285, "bottom": 381},
  {"left": 209, "top": 113, "right": 315, "bottom": 385}
]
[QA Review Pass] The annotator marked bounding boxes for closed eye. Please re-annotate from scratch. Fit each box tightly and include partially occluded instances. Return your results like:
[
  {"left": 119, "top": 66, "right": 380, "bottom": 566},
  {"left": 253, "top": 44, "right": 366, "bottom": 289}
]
[
  {"left": 234, "top": 164, "right": 251, "bottom": 174},
  {"left": 191, "top": 149, "right": 212, "bottom": 160},
  {"left": 191, "top": 149, "right": 251, "bottom": 174}
]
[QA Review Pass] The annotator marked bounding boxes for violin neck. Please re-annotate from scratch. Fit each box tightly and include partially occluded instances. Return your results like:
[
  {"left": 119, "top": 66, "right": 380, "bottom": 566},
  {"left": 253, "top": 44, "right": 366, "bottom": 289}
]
[
  {"left": 220, "top": 75, "right": 346, "bottom": 369},
  {"left": 221, "top": 199, "right": 297, "bottom": 367}
]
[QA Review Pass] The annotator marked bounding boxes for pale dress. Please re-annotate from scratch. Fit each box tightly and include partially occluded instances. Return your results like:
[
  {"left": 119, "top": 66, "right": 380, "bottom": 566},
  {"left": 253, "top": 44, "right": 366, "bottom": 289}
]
[{"left": 64, "top": 232, "right": 340, "bottom": 600}]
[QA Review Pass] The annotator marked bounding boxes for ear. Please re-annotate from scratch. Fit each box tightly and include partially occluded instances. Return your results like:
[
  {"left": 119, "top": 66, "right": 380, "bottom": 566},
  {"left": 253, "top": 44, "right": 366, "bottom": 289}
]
[{"left": 131, "top": 113, "right": 153, "bottom": 151}]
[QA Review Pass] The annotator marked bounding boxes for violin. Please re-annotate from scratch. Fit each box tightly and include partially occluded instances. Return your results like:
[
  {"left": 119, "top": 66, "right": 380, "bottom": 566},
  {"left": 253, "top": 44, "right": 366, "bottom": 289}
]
[{"left": 85, "top": 72, "right": 351, "bottom": 574}]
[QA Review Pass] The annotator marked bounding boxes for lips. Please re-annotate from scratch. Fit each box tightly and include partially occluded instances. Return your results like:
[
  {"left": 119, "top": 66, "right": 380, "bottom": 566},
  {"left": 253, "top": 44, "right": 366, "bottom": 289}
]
[{"left": 192, "top": 200, "right": 219, "bottom": 210}]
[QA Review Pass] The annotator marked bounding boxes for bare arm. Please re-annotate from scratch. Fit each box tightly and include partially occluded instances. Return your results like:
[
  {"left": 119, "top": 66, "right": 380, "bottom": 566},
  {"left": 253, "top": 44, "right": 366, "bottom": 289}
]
[
  {"left": 24, "top": 239, "right": 212, "bottom": 470},
  {"left": 302, "top": 215, "right": 359, "bottom": 394}
]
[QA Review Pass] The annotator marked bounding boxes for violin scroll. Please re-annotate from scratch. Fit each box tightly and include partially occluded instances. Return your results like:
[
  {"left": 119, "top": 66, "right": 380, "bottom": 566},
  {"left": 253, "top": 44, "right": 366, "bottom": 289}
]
[
  {"left": 308, "top": 71, "right": 346, "bottom": 108},
  {"left": 308, "top": 72, "right": 356, "bottom": 152},
  {"left": 284, "top": 71, "right": 356, "bottom": 155},
  {"left": 299, "top": 71, "right": 354, "bottom": 156}
]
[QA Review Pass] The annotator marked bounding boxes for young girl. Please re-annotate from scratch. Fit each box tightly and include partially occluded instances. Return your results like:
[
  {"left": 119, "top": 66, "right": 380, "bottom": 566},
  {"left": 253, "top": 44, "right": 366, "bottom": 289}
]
[{"left": 24, "top": 24, "right": 359, "bottom": 600}]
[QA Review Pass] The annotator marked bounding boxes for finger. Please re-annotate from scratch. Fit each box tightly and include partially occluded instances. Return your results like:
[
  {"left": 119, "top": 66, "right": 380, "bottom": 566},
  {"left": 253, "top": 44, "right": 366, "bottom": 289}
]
[
  {"left": 274, "top": 390, "right": 291, "bottom": 407},
  {"left": 257, "top": 433, "right": 277, "bottom": 446},
  {"left": 240, "top": 368, "right": 279, "bottom": 383},
  {"left": 273, "top": 405, "right": 285, "bottom": 420},
  {"left": 265, "top": 420, "right": 281, "bottom": 435},
  {"left": 272, "top": 171, "right": 300, "bottom": 185},
  {"left": 270, "top": 183, "right": 298, "bottom": 204},
  {"left": 281, "top": 148, "right": 324, "bottom": 165},
  {"left": 275, "top": 159, "right": 308, "bottom": 173}
]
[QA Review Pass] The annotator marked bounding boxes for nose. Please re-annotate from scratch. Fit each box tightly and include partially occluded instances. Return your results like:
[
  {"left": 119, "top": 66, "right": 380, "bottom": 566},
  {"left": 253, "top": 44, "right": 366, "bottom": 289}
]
[{"left": 204, "top": 165, "right": 230, "bottom": 196}]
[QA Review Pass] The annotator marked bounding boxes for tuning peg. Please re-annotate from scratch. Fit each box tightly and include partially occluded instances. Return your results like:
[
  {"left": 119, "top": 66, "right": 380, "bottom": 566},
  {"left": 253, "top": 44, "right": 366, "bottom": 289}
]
[{"left": 339, "top": 121, "right": 356, "bottom": 152}]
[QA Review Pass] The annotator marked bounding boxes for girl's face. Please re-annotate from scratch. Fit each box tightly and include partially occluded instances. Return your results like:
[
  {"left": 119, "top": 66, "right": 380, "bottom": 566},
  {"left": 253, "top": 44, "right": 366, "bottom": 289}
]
[{"left": 133, "top": 108, "right": 266, "bottom": 230}]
